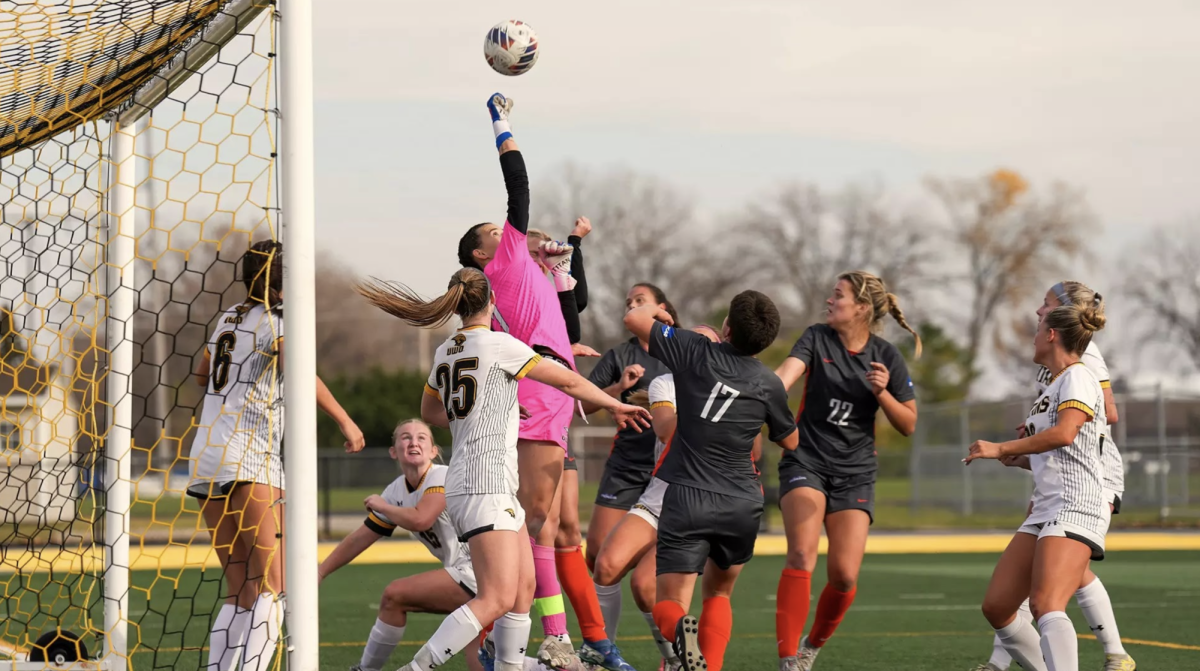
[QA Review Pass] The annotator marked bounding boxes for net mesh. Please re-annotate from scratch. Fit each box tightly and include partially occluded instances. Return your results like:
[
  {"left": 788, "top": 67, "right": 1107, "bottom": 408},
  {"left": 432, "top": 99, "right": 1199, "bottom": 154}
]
[{"left": 1, "top": 0, "right": 280, "bottom": 668}]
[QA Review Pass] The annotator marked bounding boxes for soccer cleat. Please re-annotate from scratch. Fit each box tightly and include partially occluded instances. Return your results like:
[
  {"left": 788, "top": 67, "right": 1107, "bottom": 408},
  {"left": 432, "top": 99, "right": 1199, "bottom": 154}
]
[
  {"left": 477, "top": 635, "right": 497, "bottom": 671},
  {"left": 674, "top": 615, "right": 706, "bottom": 671},
  {"left": 1103, "top": 653, "right": 1136, "bottom": 671},
  {"left": 660, "top": 658, "right": 683, "bottom": 671},
  {"left": 395, "top": 664, "right": 419, "bottom": 671},
  {"left": 795, "top": 636, "right": 821, "bottom": 671},
  {"left": 578, "top": 639, "right": 635, "bottom": 671},
  {"left": 779, "top": 656, "right": 801, "bottom": 671},
  {"left": 538, "top": 636, "right": 581, "bottom": 670},
  {"left": 969, "top": 665, "right": 1005, "bottom": 671}
]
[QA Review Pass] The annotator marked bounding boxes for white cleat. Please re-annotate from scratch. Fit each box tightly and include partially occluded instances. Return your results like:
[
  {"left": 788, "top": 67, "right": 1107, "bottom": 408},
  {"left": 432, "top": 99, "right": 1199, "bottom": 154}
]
[
  {"left": 1103, "top": 653, "right": 1136, "bottom": 671},
  {"left": 538, "top": 637, "right": 581, "bottom": 670},
  {"left": 779, "top": 656, "right": 801, "bottom": 671},
  {"left": 795, "top": 636, "right": 821, "bottom": 671},
  {"left": 969, "top": 665, "right": 1005, "bottom": 671}
]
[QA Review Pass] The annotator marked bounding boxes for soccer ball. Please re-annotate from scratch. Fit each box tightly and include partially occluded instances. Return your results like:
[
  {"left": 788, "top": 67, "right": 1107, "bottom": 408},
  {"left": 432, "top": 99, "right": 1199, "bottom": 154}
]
[{"left": 484, "top": 21, "right": 539, "bottom": 76}]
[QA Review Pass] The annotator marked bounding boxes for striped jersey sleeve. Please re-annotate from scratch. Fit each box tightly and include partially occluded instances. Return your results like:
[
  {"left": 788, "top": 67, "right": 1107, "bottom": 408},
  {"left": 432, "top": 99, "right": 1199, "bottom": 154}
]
[{"left": 1081, "top": 342, "right": 1111, "bottom": 389}]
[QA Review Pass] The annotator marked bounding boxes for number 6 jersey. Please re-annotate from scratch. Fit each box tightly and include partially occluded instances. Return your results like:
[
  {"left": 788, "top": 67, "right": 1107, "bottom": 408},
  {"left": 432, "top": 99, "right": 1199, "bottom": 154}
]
[
  {"left": 424, "top": 325, "right": 542, "bottom": 497},
  {"left": 1024, "top": 362, "right": 1108, "bottom": 536},
  {"left": 188, "top": 302, "right": 285, "bottom": 497}
]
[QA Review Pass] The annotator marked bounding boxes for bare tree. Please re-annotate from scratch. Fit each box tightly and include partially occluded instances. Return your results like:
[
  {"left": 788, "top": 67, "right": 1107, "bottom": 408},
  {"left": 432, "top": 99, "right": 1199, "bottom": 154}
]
[
  {"left": 1124, "top": 220, "right": 1200, "bottom": 369},
  {"left": 927, "top": 169, "right": 1092, "bottom": 392},
  {"left": 735, "top": 181, "right": 938, "bottom": 331},
  {"left": 533, "top": 164, "right": 747, "bottom": 349}
]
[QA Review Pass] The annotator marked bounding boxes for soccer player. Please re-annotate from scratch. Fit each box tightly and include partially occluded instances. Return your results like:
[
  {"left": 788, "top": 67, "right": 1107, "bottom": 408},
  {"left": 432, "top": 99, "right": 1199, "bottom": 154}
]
[
  {"left": 579, "top": 284, "right": 678, "bottom": 635},
  {"left": 593, "top": 325, "right": 723, "bottom": 671},
  {"left": 965, "top": 285, "right": 1110, "bottom": 671},
  {"left": 454, "top": 93, "right": 630, "bottom": 670},
  {"left": 626, "top": 291, "right": 800, "bottom": 671},
  {"left": 187, "top": 240, "right": 365, "bottom": 671},
  {"left": 772, "top": 271, "right": 920, "bottom": 671},
  {"left": 355, "top": 266, "right": 650, "bottom": 671},
  {"left": 976, "top": 281, "right": 1133, "bottom": 671}
]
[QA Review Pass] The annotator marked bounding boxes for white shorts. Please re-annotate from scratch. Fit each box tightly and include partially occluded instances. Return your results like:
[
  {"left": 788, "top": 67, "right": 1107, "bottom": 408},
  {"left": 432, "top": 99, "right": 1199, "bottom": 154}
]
[
  {"left": 1017, "top": 514, "right": 1109, "bottom": 561},
  {"left": 187, "top": 431, "right": 284, "bottom": 499},
  {"left": 446, "top": 493, "right": 526, "bottom": 542},
  {"left": 444, "top": 561, "right": 479, "bottom": 597},
  {"left": 628, "top": 477, "right": 668, "bottom": 530}
]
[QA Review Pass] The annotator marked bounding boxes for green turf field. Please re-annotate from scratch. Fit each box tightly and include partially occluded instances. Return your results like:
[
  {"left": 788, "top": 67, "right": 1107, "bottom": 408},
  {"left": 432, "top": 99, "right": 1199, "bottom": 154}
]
[{"left": 4, "top": 549, "right": 1198, "bottom": 669}]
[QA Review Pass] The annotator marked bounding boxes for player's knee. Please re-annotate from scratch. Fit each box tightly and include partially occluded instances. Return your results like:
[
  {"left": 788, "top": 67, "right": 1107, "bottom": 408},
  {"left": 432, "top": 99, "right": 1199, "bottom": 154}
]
[
  {"left": 556, "top": 520, "right": 582, "bottom": 549},
  {"left": 592, "top": 553, "right": 622, "bottom": 587},
  {"left": 826, "top": 573, "right": 858, "bottom": 593},
  {"left": 379, "top": 583, "right": 409, "bottom": 614},
  {"left": 475, "top": 591, "right": 517, "bottom": 624},
  {"left": 981, "top": 598, "right": 1012, "bottom": 628},
  {"left": 784, "top": 547, "right": 818, "bottom": 571}
]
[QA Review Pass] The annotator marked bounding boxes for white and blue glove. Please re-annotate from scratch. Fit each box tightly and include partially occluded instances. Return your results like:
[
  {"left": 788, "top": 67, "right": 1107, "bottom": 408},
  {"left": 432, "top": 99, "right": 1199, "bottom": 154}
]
[
  {"left": 538, "top": 240, "right": 576, "bottom": 292},
  {"left": 487, "top": 92, "right": 514, "bottom": 149}
]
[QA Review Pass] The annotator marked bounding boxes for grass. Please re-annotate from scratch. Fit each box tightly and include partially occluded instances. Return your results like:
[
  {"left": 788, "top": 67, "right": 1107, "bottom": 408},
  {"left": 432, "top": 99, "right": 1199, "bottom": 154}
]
[{"left": 3, "top": 550, "right": 1197, "bottom": 670}]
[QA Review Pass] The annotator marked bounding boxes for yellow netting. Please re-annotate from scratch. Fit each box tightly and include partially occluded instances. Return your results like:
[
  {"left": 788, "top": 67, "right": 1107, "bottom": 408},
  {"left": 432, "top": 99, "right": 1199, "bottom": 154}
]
[{"left": 0, "top": 0, "right": 280, "bottom": 667}]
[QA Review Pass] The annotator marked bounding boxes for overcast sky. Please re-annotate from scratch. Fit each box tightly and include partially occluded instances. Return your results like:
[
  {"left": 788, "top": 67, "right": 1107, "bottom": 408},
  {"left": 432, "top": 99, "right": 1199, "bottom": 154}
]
[{"left": 308, "top": 0, "right": 1200, "bottom": 387}]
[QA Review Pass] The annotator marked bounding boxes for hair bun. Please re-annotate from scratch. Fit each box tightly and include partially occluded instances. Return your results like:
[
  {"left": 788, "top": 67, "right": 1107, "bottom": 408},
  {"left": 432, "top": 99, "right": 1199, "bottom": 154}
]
[{"left": 1079, "top": 305, "right": 1107, "bottom": 333}]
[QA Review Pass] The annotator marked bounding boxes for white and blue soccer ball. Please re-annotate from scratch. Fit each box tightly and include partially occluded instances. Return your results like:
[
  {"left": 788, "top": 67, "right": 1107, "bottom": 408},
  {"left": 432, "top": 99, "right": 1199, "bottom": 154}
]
[{"left": 484, "top": 20, "right": 539, "bottom": 76}]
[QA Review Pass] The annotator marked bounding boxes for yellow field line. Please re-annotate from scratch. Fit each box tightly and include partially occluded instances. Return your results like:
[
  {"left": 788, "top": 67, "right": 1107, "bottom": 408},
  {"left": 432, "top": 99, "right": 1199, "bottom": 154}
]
[
  {"left": 3, "top": 532, "right": 1197, "bottom": 575},
  {"left": 1082, "top": 634, "right": 1200, "bottom": 652}
]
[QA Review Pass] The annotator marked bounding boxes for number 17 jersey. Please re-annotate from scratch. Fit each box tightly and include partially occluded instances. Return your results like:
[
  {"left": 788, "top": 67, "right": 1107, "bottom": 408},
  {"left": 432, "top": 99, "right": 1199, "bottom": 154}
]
[{"left": 424, "top": 325, "right": 542, "bottom": 497}]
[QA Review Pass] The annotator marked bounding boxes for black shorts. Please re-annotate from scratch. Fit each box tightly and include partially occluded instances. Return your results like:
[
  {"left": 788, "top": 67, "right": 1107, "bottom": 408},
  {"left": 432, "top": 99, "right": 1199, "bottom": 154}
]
[
  {"left": 594, "top": 462, "right": 651, "bottom": 510},
  {"left": 778, "top": 461, "right": 875, "bottom": 524},
  {"left": 656, "top": 483, "right": 762, "bottom": 575},
  {"left": 185, "top": 480, "right": 247, "bottom": 501}
]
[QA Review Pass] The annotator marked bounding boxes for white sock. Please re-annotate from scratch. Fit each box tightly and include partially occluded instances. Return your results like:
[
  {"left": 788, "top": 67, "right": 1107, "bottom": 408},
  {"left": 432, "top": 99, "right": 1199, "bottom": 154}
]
[
  {"left": 1038, "top": 611, "right": 1078, "bottom": 671},
  {"left": 358, "top": 618, "right": 406, "bottom": 671},
  {"left": 988, "top": 599, "right": 1030, "bottom": 669},
  {"left": 413, "top": 605, "right": 483, "bottom": 671},
  {"left": 994, "top": 608, "right": 1048, "bottom": 671},
  {"left": 240, "top": 594, "right": 283, "bottom": 671},
  {"left": 494, "top": 611, "right": 533, "bottom": 670},
  {"left": 642, "top": 610, "right": 678, "bottom": 662},
  {"left": 594, "top": 582, "right": 623, "bottom": 641},
  {"left": 1075, "top": 577, "right": 1126, "bottom": 656},
  {"left": 206, "top": 604, "right": 250, "bottom": 671},
  {"left": 523, "top": 656, "right": 544, "bottom": 671}
]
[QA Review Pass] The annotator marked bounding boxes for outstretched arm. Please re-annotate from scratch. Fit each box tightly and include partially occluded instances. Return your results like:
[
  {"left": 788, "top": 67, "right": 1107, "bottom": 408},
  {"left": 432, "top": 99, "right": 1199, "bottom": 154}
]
[
  {"left": 526, "top": 360, "right": 651, "bottom": 432},
  {"left": 489, "top": 93, "right": 529, "bottom": 234},
  {"left": 623, "top": 304, "right": 675, "bottom": 343},
  {"left": 568, "top": 216, "right": 591, "bottom": 311}
]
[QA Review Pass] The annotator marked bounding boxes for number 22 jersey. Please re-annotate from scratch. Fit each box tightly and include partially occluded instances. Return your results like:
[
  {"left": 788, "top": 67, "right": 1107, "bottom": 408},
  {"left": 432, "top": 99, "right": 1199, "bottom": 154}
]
[{"left": 782, "top": 324, "right": 915, "bottom": 477}]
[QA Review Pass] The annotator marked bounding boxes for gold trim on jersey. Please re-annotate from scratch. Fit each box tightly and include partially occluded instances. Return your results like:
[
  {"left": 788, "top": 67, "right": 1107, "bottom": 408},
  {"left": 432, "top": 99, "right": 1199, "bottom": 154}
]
[
  {"left": 458, "top": 325, "right": 489, "bottom": 332},
  {"left": 1100, "top": 380, "right": 1112, "bottom": 389},
  {"left": 424, "top": 486, "right": 445, "bottom": 494},
  {"left": 202, "top": 348, "right": 211, "bottom": 360},
  {"left": 514, "top": 355, "right": 542, "bottom": 381},
  {"left": 1057, "top": 400, "right": 1095, "bottom": 420},
  {"left": 405, "top": 465, "right": 432, "bottom": 493},
  {"left": 650, "top": 401, "right": 675, "bottom": 410},
  {"left": 423, "top": 383, "right": 440, "bottom": 398},
  {"left": 1049, "top": 361, "right": 1084, "bottom": 385},
  {"left": 367, "top": 510, "right": 396, "bottom": 531}
]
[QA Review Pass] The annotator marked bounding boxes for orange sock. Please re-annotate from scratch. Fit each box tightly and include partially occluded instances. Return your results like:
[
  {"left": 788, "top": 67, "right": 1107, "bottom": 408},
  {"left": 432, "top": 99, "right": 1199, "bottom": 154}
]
[
  {"left": 555, "top": 546, "right": 608, "bottom": 642},
  {"left": 776, "top": 569, "right": 812, "bottom": 657},
  {"left": 652, "top": 600, "right": 687, "bottom": 648},
  {"left": 808, "top": 584, "right": 857, "bottom": 648},
  {"left": 699, "top": 596, "right": 733, "bottom": 671}
]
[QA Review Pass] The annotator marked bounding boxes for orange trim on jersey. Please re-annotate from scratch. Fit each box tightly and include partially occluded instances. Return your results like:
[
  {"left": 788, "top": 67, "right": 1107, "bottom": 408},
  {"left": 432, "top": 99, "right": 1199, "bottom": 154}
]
[
  {"left": 650, "top": 401, "right": 675, "bottom": 411},
  {"left": 1057, "top": 400, "right": 1095, "bottom": 421},
  {"left": 651, "top": 431, "right": 675, "bottom": 477},
  {"left": 423, "top": 384, "right": 440, "bottom": 399},
  {"left": 514, "top": 355, "right": 542, "bottom": 381},
  {"left": 367, "top": 511, "right": 396, "bottom": 531},
  {"left": 1099, "top": 380, "right": 1112, "bottom": 389}
]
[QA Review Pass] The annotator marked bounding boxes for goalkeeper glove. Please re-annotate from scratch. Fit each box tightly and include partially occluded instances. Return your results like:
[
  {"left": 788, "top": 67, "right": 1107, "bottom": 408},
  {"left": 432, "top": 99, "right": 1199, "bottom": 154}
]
[
  {"left": 487, "top": 92, "right": 514, "bottom": 148},
  {"left": 539, "top": 240, "right": 576, "bottom": 292}
]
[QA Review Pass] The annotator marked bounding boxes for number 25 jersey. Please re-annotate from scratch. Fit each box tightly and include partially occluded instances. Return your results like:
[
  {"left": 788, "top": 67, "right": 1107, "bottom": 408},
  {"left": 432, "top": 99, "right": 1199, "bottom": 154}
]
[
  {"left": 783, "top": 324, "right": 915, "bottom": 477},
  {"left": 424, "top": 326, "right": 542, "bottom": 497}
]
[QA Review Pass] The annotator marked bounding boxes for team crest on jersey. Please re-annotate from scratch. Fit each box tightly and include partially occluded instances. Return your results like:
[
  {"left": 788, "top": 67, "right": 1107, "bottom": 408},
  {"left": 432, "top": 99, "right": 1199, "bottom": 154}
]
[{"left": 447, "top": 334, "right": 467, "bottom": 355}]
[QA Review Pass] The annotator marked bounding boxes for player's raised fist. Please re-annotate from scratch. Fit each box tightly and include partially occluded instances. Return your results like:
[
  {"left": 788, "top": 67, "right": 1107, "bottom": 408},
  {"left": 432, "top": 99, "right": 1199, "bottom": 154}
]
[
  {"left": 571, "top": 216, "right": 592, "bottom": 239},
  {"left": 487, "top": 92, "right": 513, "bottom": 122},
  {"left": 620, "top": 364, "right": 645, "bottom": 391}
]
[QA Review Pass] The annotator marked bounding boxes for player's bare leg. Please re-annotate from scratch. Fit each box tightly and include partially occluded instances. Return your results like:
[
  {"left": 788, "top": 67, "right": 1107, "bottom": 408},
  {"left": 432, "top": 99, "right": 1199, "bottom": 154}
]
[
  {"left": 1031, "top": 536, "right": 1093, "bottom": 671},
  {"left": 518, "top": 440, "right": 576, "bottom": 667},
  {"left": 202, "top": 497, "right": 250, "bottom": 671},
  {"left": 982, "top": 533, "right": 1046, "bottom": 671},
  {"left": 777, "top": 488, "right": 825, "bottom": 670}
]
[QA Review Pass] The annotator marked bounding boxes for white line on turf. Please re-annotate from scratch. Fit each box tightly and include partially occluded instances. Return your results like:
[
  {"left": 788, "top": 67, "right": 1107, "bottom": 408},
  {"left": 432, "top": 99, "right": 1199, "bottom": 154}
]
[
  {"left": 899, "top": 593, "right": 945, "bottom": 600},
  {"left": 755, "top": 601, "right": 1178, "bottom": 613}
]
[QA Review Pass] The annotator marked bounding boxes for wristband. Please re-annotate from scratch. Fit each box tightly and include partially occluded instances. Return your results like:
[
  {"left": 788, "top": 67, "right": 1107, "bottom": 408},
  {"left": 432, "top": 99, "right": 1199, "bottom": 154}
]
[{"left": 493, "top": 120, "right": 512, "bottom": 149}]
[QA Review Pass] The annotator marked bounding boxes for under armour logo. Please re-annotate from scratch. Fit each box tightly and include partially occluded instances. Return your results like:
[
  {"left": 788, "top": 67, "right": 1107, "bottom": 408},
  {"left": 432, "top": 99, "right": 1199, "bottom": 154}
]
[
  {"left": 1091, "top": 625, "right": 1104, "bottom": 631},
  {"left": 520, "top": 647, "right": 526, "bottom": 654},
  {"left": 445, "top": 649, "right": 452, "bottom": 655}
]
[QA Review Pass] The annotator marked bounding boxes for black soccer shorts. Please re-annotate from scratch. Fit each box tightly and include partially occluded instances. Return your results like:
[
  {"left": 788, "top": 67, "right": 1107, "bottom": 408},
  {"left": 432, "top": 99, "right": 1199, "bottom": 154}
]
[{"left": 656, "top": 483, "right": 762, "bottom": 575}]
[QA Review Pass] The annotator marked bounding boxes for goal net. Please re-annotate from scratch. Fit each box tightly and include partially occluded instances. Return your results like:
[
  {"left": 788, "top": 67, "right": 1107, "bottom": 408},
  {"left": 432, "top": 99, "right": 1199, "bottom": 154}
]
[{"left": 0, "top": 0, "right": 285, "bottom": 668}]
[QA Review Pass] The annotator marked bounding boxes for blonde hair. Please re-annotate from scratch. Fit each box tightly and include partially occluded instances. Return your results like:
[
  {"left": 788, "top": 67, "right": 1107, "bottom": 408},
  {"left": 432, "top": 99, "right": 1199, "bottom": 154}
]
[
  {"left": 839, "top": 271, "right": 922, "bottom": 358},
  {"left": 625, "top": 390, "right": 651, "bottom": 410},
  {"left": 1045, "top": 280, "right": 1106, "bottom": 355},
  {"left": 527, "top": 229, "right": 550, "bottom": 244},
  {"left": 358, "top": 268, "right": 490, "bottom": 328}
]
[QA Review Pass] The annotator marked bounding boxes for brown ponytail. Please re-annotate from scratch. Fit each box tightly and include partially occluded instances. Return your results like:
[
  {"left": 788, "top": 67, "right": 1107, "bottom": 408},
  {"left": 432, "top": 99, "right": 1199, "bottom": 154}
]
[{"left": 358, "top": 268, "right": 491, "bottom": 328}]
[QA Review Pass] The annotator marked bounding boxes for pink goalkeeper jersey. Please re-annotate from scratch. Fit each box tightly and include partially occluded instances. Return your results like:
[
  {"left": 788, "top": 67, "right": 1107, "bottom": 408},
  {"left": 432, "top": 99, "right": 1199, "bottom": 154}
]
[{"left": 485, "top": 221, "right": 576, "bottom": 370}]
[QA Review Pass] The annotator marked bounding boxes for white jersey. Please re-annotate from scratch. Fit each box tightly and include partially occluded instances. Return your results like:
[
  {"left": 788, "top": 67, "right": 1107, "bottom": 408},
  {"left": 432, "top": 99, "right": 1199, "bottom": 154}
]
[
  {"left": 366, "top": 464, "right": 470, "bottom": 570},
  {"left": 188, "top": 303, "right": 285, "bottom": 494},
  {"left": 1035, "top": 340, "right": 1123, "bottom": 495},
  {"left": 647, "top": 374, "right": 676, "bottom": 464},
  {"left": 1024, "top": 363, "right": 1108, "bottom": 537},
  {"left": 424, "top": 326, "right": 541, "bottom": 496}
]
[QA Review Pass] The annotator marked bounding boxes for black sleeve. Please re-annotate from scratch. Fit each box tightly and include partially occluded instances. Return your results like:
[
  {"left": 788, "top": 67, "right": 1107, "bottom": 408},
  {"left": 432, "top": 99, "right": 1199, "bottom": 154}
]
[
  {"left": 499, "top": 151, "right": 529, "bottom": 234},
  {"left": 588, "top": 347, "right": 622, "bottom": 387},
  {"left": 788, "top": 326, "right": 819, "bottom": 368},
  {"left": 567, "top": 234, "right": 588, "bottom": 312},
  {"left": 882, "top": 345, "right": 916, "bottom": 403},
  {"left": 558, "top": 289, "right": 581, "bottom": 344},
  {"left": 764, "top": 374, "right": 799, "bottom": 442},
  {"left": 648, "top": 321, "right": 707, "bottom": 372}
]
